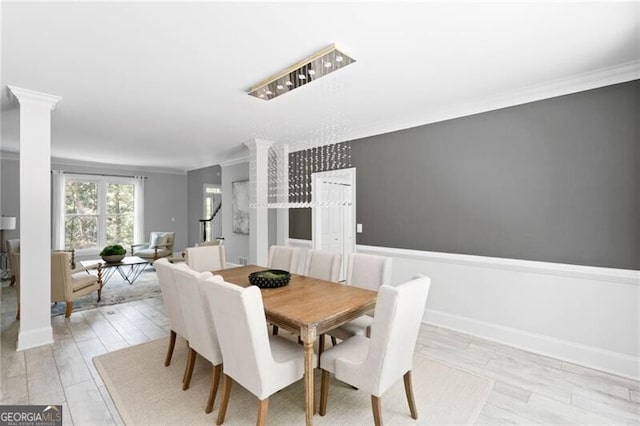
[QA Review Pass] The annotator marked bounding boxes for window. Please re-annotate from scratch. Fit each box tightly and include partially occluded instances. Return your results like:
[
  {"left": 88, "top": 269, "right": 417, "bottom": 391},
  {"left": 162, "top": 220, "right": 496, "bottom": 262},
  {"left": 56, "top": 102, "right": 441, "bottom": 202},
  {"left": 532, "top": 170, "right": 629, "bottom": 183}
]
[{"left": 64, "top": 175, "right": 137, "bottom": 250}]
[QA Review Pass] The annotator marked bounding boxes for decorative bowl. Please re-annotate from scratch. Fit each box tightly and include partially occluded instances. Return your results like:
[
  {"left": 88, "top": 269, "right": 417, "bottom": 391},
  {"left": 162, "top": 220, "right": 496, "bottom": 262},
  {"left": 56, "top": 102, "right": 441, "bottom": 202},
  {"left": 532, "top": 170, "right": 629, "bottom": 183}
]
[
  {"left": 248, "top": 269, "right": 291, "bottom": 288},
  {"left": 101, "top": 254, "right": 125, "bottom": 263}
]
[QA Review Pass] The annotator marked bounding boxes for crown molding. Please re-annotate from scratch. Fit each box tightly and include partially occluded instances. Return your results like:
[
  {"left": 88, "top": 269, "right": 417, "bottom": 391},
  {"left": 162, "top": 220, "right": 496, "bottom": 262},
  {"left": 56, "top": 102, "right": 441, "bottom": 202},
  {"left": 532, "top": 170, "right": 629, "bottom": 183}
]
[
  {"left": 0, "top": 150, "right": 187, "bottom": 175},
  {"left": 7, "top": 86, "right": 62, "bottom": 110},
  {"left": 294, "top": 60, "right": 640, "bottom": 152},
  {"left": 51, "top": 156, "right": 187, "bottom": 175},
  {"left": 219, "top": 156, "right": 249, "bottom": 168}
]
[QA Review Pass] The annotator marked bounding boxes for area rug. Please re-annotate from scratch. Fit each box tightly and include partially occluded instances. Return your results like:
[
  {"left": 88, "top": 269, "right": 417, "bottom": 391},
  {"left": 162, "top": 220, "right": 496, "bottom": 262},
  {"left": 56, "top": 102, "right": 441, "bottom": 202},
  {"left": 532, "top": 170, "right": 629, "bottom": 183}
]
[
  {"left": 51, "top": 267, "right": 161, "bottom": 316},
  {"left": 94, "top": 337, "right": 494, "bottom": 425}
]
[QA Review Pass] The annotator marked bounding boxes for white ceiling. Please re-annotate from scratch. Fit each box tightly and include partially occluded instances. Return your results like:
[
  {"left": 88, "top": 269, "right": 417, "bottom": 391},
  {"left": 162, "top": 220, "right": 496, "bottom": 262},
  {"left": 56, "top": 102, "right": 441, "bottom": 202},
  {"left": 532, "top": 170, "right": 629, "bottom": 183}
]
[{"left": 1, "top": 2, "right": 639, "bottom": 172}]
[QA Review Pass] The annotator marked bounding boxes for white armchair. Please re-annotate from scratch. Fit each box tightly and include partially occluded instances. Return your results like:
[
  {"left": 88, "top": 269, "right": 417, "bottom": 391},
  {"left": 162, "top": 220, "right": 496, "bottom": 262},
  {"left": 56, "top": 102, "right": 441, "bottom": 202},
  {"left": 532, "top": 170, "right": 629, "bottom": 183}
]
[{"left": 131, "top": 232, "right": 175, "bottom": 262}]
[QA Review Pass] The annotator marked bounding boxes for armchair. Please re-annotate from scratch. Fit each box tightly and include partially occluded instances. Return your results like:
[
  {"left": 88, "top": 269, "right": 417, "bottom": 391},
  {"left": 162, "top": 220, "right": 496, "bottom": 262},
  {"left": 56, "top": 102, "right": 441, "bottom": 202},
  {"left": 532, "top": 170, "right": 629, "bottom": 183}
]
[
  {"left": 6, "top": 239, "right": 19, "bottom": 287},
  {"left": 51, "top": 251, "right": 102, "bottom": 318},
  {"left": 14, "top": 251, "right": 101, "bottom": 319},
  {"left": 131, "top": 232, "right": 175, "bottom": 262}
]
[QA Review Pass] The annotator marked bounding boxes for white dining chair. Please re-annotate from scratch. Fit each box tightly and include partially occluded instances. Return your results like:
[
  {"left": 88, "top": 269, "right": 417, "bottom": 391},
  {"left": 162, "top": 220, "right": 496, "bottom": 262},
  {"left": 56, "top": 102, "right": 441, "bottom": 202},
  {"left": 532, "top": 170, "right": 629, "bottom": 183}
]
[
  {"left": 174, "top": 265, "right": 224, "bottom": 413},
  {"left": 268, "top": 245, "right": 301, "bottom": 336},
  {"left": 319, "top": 275, "right": 431, "bottom": 425},
  {"left": 304, "top": 249, "right": 342, "bottom": 282},
  {"left": 203, "top": 277, "right": 309, "bottom": 426},
  {"left": 326, "top": 253, "right": 392, "bottom": 345},
  {"left": 267, "top": 245, "right": 300, "bottom": 272},
  {"left": 185, "top": 244, "right": 226, "bottom": 272},
  {"left": 154, "top": 259, "right": 188, "bottom": 368}
]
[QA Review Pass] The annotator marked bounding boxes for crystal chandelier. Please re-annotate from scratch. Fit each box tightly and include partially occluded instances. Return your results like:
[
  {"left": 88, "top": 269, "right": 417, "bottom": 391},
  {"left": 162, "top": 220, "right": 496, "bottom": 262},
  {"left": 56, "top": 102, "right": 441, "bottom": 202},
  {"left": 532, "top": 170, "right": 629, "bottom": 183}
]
[{"left": 248, "top": 44, "right": 355, "bottom": 209}]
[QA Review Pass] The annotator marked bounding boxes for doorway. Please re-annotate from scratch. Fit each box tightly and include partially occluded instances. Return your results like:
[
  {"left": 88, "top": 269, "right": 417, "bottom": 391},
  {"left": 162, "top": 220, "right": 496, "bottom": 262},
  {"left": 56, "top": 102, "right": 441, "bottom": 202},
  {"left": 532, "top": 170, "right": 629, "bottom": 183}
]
[{"left": 311, "top": 168, "right": 356, "bottom": 281}]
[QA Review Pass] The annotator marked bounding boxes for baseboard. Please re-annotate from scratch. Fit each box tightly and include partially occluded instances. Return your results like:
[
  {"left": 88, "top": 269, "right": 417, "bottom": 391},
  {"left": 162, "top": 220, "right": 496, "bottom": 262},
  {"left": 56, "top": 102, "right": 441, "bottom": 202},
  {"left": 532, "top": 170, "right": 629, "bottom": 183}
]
[
  {"left": 424, "top": 309, "right": 640, "bottom": 381},
  {"left": 17, "top": 326, "right": 54, "bottom": 351}
]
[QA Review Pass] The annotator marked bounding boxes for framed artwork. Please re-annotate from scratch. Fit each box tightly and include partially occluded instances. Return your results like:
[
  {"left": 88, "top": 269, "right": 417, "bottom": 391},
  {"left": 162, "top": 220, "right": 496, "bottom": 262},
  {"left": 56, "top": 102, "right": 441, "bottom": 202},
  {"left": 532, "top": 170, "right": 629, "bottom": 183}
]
[{"left": 232, "top": 180, "right": 249, "bottom": 234}]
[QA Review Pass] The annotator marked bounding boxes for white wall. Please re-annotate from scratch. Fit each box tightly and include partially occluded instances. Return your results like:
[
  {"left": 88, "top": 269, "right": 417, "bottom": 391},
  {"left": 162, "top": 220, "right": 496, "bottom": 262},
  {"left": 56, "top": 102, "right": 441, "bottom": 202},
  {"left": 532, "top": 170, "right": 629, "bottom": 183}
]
[
  {"left": 288, "top": 239, "right": 640, "bottom": 380},
  {"left": 221, "top": 161, "right": 250, "bottom": 265}
]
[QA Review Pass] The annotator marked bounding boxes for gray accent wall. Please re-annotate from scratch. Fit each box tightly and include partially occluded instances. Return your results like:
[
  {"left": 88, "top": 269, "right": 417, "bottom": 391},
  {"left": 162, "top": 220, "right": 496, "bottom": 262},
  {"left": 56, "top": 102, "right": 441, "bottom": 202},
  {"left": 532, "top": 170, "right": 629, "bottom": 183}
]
[
  {"left": 290, "top": 80, "right": 640, "bottom": 270},
  {"left": 0, "top": 158, "right": 189, "bottom": 252},
  {"left": 186, "top": 165, "right": 222, "bottom": 247}
]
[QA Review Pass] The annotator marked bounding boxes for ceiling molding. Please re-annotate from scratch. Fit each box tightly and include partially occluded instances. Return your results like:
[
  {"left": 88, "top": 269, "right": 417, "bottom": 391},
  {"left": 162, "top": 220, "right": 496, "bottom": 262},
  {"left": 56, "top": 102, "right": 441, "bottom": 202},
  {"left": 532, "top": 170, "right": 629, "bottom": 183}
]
[
  {"left": 0, "top": 150, "right": 187, "bottom": 175},
  {"left": 51, "top": 156, "right": 187, "bottom": 175},
  {"left": 219, "top": 156, "right": 249, "bottom": 168},
  {"left": 339, "top": 60, "right": 640, "bottom": 148}
]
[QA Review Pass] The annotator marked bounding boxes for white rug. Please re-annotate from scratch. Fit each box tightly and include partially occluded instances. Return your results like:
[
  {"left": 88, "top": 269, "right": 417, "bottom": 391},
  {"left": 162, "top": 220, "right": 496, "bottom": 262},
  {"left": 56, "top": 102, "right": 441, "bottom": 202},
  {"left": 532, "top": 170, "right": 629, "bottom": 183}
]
[
  {"left": 50, "top": 268, "right": 160, "bottom": 316},
  {"left": 94, "top": 337, "right": 494, "bottom": 425}
]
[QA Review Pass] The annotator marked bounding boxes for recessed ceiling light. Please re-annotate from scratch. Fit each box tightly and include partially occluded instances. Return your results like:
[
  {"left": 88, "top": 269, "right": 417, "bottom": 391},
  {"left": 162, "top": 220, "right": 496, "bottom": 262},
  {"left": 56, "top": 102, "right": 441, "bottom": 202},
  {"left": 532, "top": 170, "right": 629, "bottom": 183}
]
[{"left": 248, "top": 44, "right": 355, "bottom": 100}]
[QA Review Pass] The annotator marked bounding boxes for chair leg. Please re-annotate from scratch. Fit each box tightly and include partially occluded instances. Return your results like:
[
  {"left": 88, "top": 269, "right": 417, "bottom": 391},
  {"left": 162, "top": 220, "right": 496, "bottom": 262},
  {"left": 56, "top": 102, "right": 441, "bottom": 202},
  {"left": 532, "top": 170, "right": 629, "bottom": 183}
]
[
  {"left": 319, "top": 370, "right": 330, "bottom": 416},
  {"left": 257, "top": 398, "right": 269, "bottom": 426},
  {"left": 183, "top": 348, "right": 197, "bottom": 390},
  {"left": 331, "top": 336, "right": 337, "bottom": 346},
  {"left": 10, "top": 275, "right": 15, "bottom": 286},
  {"left": 165, "top": 330, "right": 177, "bottom": 367},
  {"left": 318, "top": 334, "right": 325, "bottom": 360},
  {"left": 272, "top": 325, "right": 279, "bottom": 335},
  {"left": 403, "top": 371, "right": 418, "bottom": 419},
  {"left": 206, "top": 363, "right": 222, "bottom": 413},
  {"left": 65, "top": 301, "right": 73, "bottom": 318},
  {"left": 371, "top": 395, "right": 383, "bottom": 426},
  {"left": 216, "top": 374, "right": 233, "bottom": 425}
]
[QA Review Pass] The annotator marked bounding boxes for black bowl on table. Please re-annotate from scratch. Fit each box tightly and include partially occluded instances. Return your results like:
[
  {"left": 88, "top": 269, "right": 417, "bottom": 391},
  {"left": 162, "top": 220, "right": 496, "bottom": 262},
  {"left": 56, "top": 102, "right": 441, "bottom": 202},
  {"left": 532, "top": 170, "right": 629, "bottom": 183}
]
[{"left": 248, "top": 269, "right": 291, "bottom": 288}]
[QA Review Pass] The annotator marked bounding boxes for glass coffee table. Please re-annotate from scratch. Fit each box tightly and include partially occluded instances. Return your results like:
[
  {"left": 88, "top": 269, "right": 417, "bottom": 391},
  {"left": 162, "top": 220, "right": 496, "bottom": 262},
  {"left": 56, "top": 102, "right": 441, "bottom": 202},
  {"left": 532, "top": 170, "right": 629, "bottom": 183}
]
[{"left": 81, "top": 256, "right": 149, "bottom": 285}]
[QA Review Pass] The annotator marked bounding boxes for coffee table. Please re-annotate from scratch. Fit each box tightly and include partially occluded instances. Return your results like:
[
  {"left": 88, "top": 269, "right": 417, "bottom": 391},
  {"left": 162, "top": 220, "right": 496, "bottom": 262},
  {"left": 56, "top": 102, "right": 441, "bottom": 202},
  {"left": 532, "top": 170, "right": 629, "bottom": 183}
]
[{"left": 81, "top": 256, "right": 149, "bottom": 285}]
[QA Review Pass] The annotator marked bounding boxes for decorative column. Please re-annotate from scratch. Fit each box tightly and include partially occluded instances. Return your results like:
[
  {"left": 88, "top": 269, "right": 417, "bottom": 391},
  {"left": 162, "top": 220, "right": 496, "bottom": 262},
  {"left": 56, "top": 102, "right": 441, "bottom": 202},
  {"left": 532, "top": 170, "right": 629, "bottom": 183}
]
[
  {"left": 245, "top": 139, "right": 272, "bottom": 266},
  {"left": 9, "top": 86, "right": 61, "bottom": 351}
]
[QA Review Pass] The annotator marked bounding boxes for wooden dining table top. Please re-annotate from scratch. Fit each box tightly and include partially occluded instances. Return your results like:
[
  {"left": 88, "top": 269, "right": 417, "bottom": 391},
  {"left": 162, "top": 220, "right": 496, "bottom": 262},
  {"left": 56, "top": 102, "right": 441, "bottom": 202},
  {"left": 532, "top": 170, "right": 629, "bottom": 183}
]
[{"left": 211, "top": 264, "right": 377, "bottom": 336}]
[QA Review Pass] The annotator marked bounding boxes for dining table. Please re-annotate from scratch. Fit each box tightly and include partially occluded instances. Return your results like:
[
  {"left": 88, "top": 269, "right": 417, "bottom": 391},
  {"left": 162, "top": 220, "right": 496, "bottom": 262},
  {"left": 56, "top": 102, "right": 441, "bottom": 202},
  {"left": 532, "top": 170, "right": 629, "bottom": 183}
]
[{"left": 212, "top": 264, "right": 377, "bottom": 426}]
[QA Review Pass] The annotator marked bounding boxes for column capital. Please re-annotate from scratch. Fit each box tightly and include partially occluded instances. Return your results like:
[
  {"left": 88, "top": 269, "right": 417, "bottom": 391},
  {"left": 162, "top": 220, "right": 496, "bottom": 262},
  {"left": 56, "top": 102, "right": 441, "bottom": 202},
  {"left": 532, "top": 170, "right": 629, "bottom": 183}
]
[
  {"left": 8, "top": 86, "right": 61, "bottom": 110},
  {"left": 244, "top": 138, "right": 274, "bottom": 150}
]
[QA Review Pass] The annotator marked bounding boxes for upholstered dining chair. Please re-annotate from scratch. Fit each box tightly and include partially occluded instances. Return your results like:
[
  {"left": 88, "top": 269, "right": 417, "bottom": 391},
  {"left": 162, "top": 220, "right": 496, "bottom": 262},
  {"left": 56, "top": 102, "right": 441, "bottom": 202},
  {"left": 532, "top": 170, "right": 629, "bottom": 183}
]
[
  {"left": 319, "top": 275, "right": 431, "bottom": 426},
  {"left": 131, "top": 231, "right": 175, "bottom": 262},
  {"left": 203, "top": 278, "right": 309, "bottom": 426},
  {"left": 268, "top": 245, "right": 301, "bottom": 336},
  {"left": 174, "top": 265, "right": 224, "bottom": 414},
  {"left": 185, "top": 245, "right": 226, "bottom": 272},
  {"left": 304, "top": 249, "right": 342, "bottom": 282},
  {"left": 154, "top": 259, "right": 188, "bottom": 368},
  {"left": 6, "top": 238, "right": 19, "bottom": 287},
  {"left": 267, "top": 245, "right": 300, "bottom": 272},
  {"left": 320, "top": 253, "right": 392, "bottom": 352},
  {"left": 326, "top": 253, "right": 392, "bottom": 346}
]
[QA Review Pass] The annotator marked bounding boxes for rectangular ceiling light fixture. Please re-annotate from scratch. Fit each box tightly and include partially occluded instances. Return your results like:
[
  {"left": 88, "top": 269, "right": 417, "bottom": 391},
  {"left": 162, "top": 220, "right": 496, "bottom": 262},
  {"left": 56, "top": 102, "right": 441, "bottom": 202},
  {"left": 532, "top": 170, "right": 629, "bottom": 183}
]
[{"left": 248, "top": 43, "right": 355, "bottom": 100}]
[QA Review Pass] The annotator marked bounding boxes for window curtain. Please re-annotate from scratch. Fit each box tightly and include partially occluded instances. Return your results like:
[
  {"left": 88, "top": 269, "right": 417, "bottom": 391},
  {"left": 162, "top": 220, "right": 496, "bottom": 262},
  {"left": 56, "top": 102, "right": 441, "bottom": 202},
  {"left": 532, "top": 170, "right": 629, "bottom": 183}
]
[
  {"left": 134, "top": 176, "right": 145, "bottom": 244},
  {"left": 51, "top": 170, "right": 65, "bottom": 250}
]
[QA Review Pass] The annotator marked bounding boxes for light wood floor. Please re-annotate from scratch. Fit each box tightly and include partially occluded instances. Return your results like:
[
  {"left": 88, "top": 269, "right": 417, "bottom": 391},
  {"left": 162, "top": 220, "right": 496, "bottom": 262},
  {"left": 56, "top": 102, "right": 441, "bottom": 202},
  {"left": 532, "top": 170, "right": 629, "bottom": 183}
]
[{"left": 1, "top": 279, "right": 638, "bottom": 425}]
